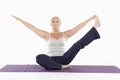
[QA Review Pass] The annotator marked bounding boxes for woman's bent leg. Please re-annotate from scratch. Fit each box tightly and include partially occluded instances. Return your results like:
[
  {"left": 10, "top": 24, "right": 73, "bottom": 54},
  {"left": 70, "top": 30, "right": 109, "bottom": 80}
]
[{"left": 36, "top": 54, "right": 62, "bottom": 70}]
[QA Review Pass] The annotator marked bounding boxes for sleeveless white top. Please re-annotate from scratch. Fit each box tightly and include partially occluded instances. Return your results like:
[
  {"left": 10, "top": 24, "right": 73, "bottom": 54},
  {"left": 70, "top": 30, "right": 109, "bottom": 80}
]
[{"left": 47, "top": 33, "right": 65, "bottom": 56}]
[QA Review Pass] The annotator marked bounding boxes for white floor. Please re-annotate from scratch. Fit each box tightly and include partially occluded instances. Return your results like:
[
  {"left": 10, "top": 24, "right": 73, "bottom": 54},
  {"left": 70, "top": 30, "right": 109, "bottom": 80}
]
[{"left": 0, "top": 72, "right": 120, "bottom": 80}]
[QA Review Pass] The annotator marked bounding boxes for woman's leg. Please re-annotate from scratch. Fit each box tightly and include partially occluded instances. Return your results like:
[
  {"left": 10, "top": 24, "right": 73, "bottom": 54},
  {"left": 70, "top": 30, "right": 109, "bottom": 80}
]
[
  {"left": 62, "top": 27, "right": 100, "bottom": 64},
  {"left": 36, "top": 54, "right": 62, "bottom": 70},
  {"left": 62, "top": 17, "right": 101, "bottom": 65}
]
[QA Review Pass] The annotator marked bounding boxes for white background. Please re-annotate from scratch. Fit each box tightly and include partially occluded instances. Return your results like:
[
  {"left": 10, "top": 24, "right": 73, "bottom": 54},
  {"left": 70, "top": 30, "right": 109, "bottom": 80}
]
[{"left": 0, "top": 0, "right": 120, "bottom": 69}]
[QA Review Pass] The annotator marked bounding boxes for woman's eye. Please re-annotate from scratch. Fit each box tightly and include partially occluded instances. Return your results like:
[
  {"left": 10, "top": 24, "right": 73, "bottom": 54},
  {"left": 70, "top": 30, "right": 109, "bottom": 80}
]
[
  {"left": 52, "top": 21, "right": 55, "bottom": 23},
  {"left": 52, "top": 21, "right": 59, "bottom": 23}
]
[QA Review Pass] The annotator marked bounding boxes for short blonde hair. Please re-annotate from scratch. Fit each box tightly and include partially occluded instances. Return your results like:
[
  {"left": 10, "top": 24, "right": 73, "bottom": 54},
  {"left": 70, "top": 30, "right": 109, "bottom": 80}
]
[{"left": 51, "top": 16, "right": 61, "bottom": 24}]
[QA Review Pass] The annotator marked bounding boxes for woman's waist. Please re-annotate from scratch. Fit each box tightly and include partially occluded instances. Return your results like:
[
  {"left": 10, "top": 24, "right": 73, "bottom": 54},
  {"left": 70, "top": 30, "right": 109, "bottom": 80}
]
[
  {"left": 47, "top": 48, "right": 65, "bottom": 53},
  {"left": 47, "top": 48, "right": 65, "bottom": 56}
]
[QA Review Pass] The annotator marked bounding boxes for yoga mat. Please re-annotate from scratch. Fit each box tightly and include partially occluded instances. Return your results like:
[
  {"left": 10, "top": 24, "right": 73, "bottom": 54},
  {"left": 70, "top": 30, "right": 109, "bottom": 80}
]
[{"left": 0, "top": 64, "right": 120, "bottom": 73}]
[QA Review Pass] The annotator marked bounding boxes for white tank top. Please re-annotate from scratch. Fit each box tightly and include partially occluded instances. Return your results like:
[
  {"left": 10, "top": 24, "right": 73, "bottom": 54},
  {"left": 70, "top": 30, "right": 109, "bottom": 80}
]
[{"left": 47, "top": 33, "right": 65, "bottom": 56}]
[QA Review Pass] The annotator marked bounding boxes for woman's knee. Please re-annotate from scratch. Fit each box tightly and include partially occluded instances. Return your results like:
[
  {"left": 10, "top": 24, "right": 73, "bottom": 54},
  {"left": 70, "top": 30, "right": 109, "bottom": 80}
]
[{"left": 36, "top": 54, "right": 48, "bottom": 62}]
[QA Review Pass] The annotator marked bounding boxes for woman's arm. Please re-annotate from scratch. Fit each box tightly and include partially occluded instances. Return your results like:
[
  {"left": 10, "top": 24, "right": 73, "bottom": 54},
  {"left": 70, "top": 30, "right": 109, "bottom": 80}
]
[
  {"left": 64, "top": 15, "right": 97, "bottom": 39},
  {"left": 12, "top": 15, "right": 49, "bottom": 41}
]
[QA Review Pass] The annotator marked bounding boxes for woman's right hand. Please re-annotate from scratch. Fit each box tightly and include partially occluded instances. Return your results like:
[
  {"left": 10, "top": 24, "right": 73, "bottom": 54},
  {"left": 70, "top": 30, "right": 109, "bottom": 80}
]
[{"left": 11, "top": 15, "right": 22, "bottom": 21}]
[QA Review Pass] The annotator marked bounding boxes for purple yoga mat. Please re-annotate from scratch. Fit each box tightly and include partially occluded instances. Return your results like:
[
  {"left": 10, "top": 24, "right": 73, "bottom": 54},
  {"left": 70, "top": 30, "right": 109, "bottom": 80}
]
[{"left": 0, "top": 64, "right": 120, "bottom": 73}]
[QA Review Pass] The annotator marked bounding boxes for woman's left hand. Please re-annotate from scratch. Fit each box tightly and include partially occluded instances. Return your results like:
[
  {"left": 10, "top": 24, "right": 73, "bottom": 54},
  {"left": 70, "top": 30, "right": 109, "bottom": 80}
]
[{"left": 90, "top": 15, "right": 97, "bottom": 20}]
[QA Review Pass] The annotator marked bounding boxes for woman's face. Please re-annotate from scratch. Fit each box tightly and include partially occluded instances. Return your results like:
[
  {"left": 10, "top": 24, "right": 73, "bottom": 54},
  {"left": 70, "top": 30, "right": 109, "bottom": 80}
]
[{"left": 51, "top": 17, "right": 61, "bottom": 30}]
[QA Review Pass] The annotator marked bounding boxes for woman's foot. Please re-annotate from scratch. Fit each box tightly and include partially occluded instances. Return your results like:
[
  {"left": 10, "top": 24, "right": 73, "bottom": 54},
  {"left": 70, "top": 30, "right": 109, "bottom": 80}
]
[
  {"left": 94, "top": 17, "right": 101, "bottom": 29},
  {"left": 62, "top": 65, "right": 72, "bottom": 69}
]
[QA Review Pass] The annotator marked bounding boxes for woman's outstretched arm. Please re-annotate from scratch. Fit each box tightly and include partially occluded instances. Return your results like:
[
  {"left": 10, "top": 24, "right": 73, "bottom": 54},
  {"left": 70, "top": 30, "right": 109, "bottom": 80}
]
[
  {"left": 12, "top": 15, "right": 49, "bottom": 41},
  {"left": 64, "top": 15, "right": 97, "bottom": 39}
]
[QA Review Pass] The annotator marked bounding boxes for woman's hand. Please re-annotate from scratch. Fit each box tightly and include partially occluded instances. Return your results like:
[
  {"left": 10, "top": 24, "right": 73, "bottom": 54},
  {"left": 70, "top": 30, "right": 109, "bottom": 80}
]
[
  {"left": 11, "top": 15, "right": 22, "bottom": 21},
  {"left": 89, "top": 15, "right": 97, "bottom": 20}
]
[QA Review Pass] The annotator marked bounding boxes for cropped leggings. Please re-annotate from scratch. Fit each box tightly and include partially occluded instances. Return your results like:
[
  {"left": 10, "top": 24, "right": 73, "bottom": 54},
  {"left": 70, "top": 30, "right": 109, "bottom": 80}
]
[{"left": 36, "top": 27, "right": 100, "bottom": 70}]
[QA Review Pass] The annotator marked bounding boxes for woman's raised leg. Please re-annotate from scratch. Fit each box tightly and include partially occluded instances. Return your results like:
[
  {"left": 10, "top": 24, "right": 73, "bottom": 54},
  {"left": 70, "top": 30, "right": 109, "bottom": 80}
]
[{"left": 62, "top": 17, "right": 101, "bottom": 65}]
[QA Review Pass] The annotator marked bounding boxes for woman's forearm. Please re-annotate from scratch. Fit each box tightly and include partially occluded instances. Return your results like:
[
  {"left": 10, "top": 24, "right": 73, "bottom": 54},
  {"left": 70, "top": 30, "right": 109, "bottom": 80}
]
[
  {"left": 72, "top": 15, "right": 96, "bottom": 33},
  {"left": 12, "top": 15, "right": 36, "bottom": 30},
  {"left": 64, "top": 15, "right": 96, "bottom": 38},
  {"left": 12, "top": 15, "right": 49, "bottom": 40}
]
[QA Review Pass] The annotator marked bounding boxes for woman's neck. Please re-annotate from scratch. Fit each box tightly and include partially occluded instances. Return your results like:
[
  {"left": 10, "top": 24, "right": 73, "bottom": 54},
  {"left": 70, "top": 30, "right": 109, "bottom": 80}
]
[{"left": 52, "top": 29, "right": 60, "bottom": 33}]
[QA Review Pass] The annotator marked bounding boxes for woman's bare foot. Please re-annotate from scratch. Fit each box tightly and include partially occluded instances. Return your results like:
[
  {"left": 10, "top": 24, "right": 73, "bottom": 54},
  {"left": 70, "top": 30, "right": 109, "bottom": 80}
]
[
  {"left": 62, "top": 65, "right": 72, "bottom": 69},
  {"left": 94, "top": 17, "right": 101, "bottom": 29}
]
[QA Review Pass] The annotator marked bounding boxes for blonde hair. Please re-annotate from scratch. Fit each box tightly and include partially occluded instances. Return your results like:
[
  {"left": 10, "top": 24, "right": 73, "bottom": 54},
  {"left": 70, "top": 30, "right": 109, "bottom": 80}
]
[{"left": 51, "top": 16, "right": 61, "bottom": 24}]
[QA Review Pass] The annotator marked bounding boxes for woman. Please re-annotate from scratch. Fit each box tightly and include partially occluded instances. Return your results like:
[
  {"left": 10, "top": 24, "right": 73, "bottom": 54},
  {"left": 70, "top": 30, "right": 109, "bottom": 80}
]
[{"left": 12, "top": 15, "right": 101, "bottom": 70}]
